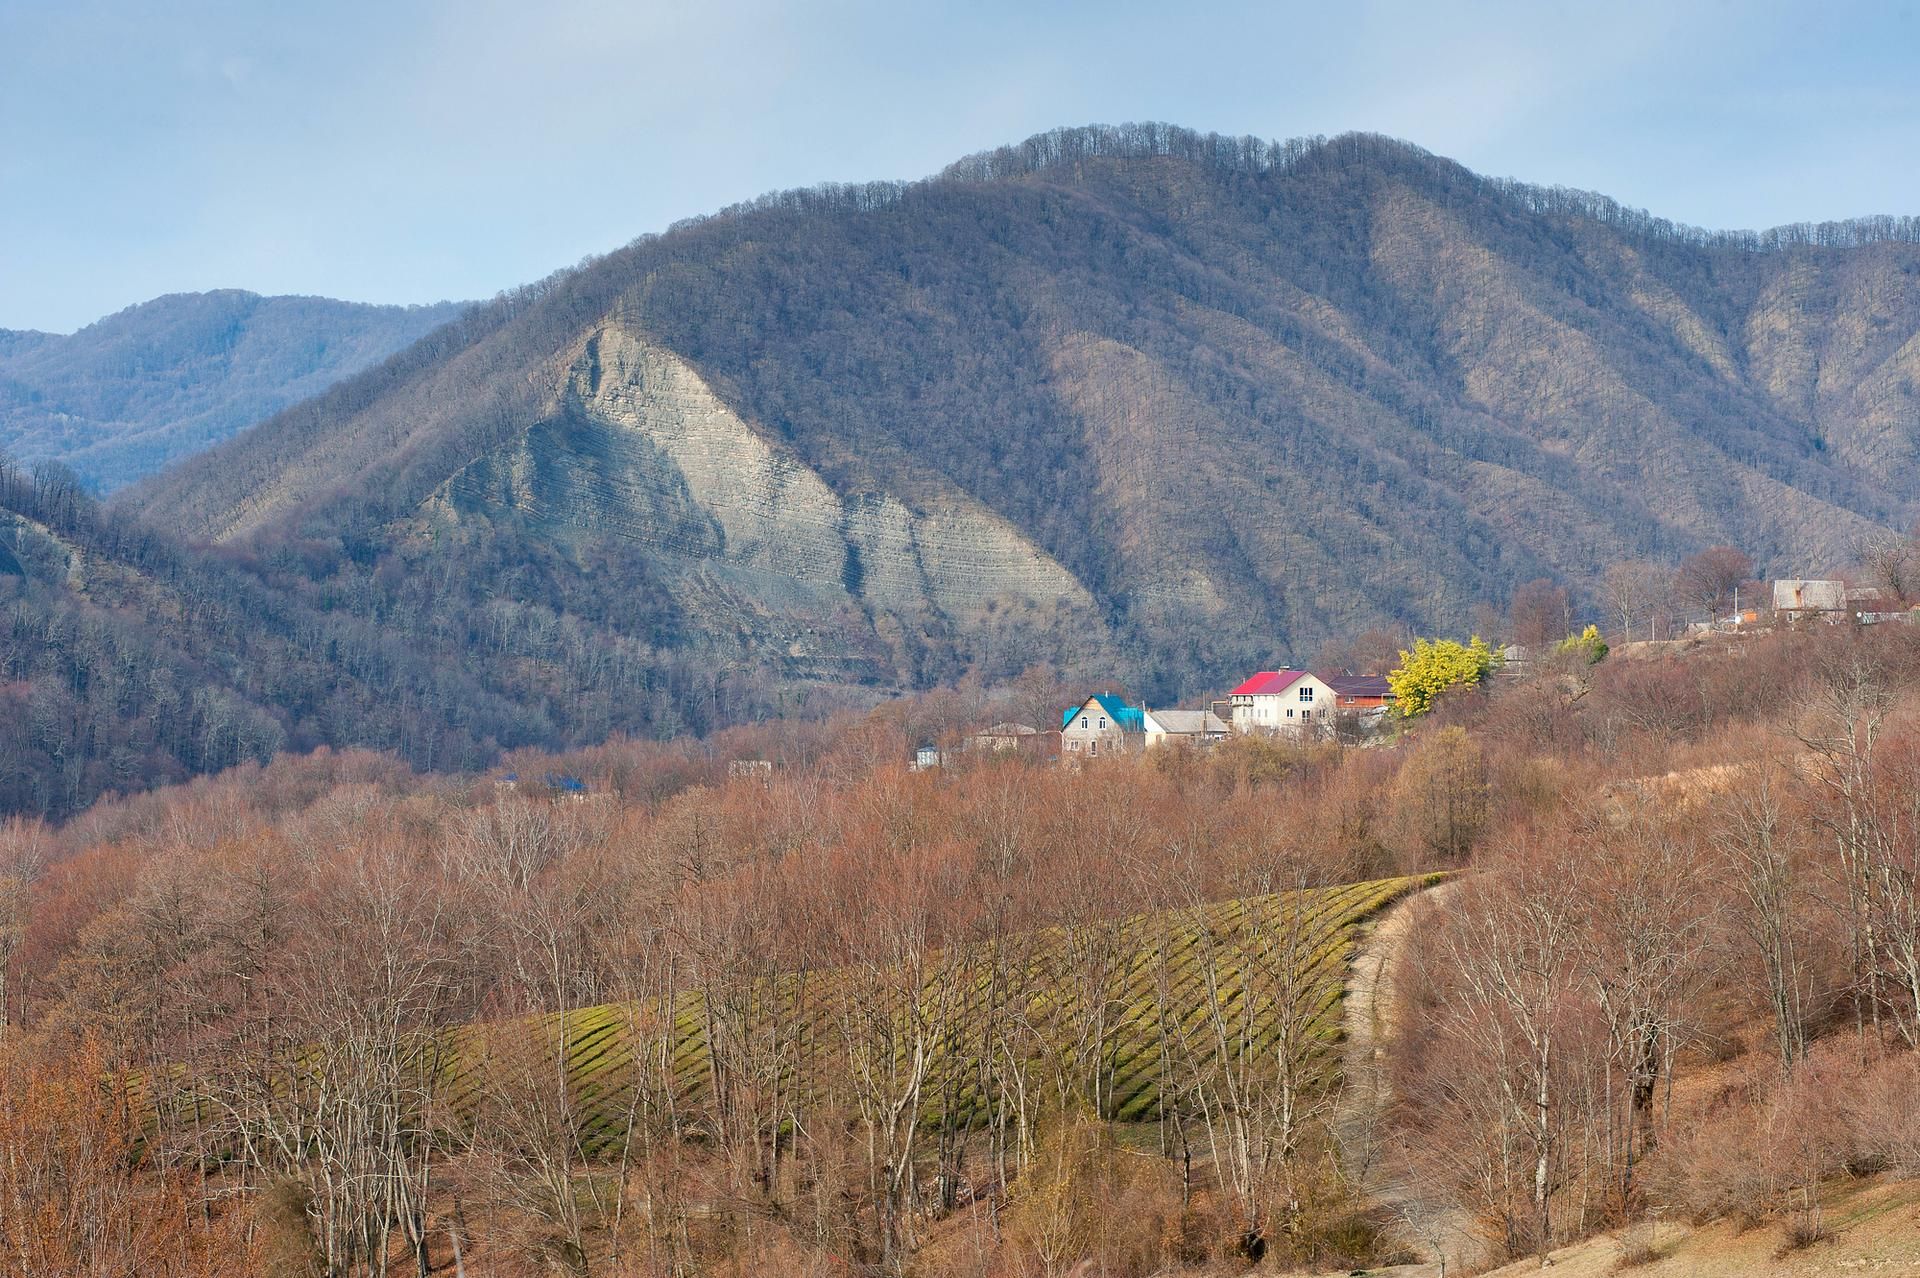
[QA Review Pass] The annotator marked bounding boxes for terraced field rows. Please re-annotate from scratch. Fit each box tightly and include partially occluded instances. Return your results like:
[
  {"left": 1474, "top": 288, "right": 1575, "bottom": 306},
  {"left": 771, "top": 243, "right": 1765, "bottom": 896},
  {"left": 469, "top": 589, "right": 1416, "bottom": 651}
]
[{"left": 439, "top": 874, "right": 1436, "bottom": 1155}]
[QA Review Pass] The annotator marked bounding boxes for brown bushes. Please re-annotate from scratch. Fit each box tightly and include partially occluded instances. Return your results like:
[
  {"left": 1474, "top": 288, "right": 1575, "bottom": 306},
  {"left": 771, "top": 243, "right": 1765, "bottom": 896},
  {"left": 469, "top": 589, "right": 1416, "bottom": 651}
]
[{"left": 1646, "top": 1041, "right": 1920, "bottom": 1233}]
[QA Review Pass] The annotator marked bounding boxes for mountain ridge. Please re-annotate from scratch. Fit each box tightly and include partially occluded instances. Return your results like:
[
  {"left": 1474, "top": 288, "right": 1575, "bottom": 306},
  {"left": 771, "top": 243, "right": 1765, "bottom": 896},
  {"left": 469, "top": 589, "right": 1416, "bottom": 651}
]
[
  {"left": 118, "top": 126, "right": 1920, "bottom": 698},
  {"left": 0, "top": 289, "right": 465, "bottom": 492},
  {"left": 7, "top": 122, "right": 1918, "bottom": 816}
]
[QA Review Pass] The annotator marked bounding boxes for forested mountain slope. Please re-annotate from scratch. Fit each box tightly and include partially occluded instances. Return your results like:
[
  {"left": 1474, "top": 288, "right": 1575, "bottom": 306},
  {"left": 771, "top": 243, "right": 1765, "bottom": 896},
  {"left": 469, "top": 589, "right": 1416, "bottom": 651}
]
[
  {"left": 0, "top": 459, "right": 807, "bottom": 818},
  {"left": 122, "top": 128, "right": 1920, "bottom": 700},
  {"left": 0, "top": 122, "right": 1909, "bottom": 818},
  {"left": 0, "top": 290, "right": 463, "bottom": 491}
]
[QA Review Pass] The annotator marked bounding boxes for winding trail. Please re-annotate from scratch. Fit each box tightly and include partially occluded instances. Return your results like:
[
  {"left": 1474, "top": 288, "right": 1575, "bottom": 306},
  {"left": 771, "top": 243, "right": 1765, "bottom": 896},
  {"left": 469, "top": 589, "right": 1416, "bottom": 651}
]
[{"left": 1335, "top": 877, "right": 1480, "bottom": 1276}]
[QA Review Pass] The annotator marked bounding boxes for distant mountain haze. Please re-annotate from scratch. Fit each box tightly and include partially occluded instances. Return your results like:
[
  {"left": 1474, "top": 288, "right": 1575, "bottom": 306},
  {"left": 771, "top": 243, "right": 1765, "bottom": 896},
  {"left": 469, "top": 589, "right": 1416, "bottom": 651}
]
[
  {"left": 7, "top": 123, "right": 1920, "bottom": 817},
  {"left": 0, "top": 290, "right": 465, "bottom": 491}
]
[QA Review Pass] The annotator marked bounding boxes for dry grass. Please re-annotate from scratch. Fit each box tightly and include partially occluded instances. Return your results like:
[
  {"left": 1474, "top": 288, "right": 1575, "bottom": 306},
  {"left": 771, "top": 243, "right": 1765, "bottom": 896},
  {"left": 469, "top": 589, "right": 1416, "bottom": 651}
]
[{"left": 1479, "top": 1179, "right": 1920, "bottom": 1278}]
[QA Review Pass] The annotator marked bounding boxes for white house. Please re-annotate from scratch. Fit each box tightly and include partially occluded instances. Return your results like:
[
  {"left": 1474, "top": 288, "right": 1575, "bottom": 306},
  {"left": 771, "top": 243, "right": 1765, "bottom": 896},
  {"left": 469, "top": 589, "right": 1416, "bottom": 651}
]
[{"left": 1227, "top": 669, "right": 1341, "bottom": 736}]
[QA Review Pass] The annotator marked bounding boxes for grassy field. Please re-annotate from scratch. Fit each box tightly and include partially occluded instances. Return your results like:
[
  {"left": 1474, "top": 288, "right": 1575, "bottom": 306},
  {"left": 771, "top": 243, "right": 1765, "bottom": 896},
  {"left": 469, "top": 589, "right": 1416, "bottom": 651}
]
[{"left": 436, "top": 873, "right": 1438, "bottom": 1156}]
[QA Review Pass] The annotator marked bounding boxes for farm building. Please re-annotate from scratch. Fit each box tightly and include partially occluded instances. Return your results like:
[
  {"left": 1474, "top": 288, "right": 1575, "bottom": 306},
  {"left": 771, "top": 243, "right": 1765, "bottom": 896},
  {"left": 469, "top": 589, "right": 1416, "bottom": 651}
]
[
  {"left": 1773, "top": 579, "right": 1847, "bottom": 615},
  {"left": 1142, "top": 707, "right": 1230, "bottom": 749}
]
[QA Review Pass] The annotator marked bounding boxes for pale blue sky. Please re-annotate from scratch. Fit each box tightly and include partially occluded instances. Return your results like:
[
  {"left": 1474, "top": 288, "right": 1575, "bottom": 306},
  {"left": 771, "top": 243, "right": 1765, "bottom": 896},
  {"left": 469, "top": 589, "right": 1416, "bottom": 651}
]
[{"left": 4, "top": 0, "right": 1918, "bottom": 332}]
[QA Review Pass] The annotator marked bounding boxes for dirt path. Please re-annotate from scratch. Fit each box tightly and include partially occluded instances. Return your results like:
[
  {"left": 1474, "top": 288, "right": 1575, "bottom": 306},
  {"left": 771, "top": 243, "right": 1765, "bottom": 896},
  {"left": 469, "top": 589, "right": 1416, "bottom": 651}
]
[{"left": 1334, "top": 877, "right": 1479, "bottom": 1276}]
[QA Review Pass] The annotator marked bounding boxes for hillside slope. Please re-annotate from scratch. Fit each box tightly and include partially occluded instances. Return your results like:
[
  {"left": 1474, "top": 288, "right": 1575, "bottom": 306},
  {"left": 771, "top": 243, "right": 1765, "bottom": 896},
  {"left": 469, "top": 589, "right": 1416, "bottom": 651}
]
[
  {"left": 1472, "top": 1178, "right": 1920, "bottom": 1278},
  {"left": 0, "top": 290, "right": 463, "bottom": 491},
  {"left": 121, "top": 128, "right": 1920, "bottom": 699}
]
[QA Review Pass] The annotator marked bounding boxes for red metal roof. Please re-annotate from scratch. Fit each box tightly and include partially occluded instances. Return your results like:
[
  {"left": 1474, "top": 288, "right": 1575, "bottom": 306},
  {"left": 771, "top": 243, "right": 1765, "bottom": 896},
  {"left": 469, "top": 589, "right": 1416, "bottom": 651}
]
[{"left": 1229, "top": 670, "right": 1307, "bottom": 697}]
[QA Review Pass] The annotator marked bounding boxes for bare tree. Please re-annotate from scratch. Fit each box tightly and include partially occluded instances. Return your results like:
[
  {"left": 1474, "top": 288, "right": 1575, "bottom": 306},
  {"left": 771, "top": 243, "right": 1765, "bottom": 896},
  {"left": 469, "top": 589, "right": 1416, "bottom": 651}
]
[
  {"left": 245, "top": 836, "right": 470, "bottom": 1278},
  {"left": 0, "top": 818, "right": 50, "bottom": 1039},
  {"left": 1713, "top": 768, "right": 1815, "bottom": 1070},
  {"left": 1508, "top": 579, "right": 1571, "bottom": 650},
  {"left": 1570, "top": 808, "right": 1714, "bottom": 1205},
  {"left": 1851, "top": 526, "right": 1920, "bottom": 605},
  {"left": 1439, "top": 859, "right": 1581, "bottom": 1261},
  {"left": 1793, "top": 653, "right": 1898, "bottom": 1041},
  {"left": 1601, "top": 560, "right": 1669, "bottom": 642},
  {"left": 1673, "top": 546, "right": 1753, "bottom": 621}
]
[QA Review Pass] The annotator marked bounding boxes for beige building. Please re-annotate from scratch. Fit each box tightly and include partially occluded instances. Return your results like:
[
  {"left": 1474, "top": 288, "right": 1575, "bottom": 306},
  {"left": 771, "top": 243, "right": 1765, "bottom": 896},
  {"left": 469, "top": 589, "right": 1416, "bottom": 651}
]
[
  {"left": 1142, "top": 707, "right": 1229, "bottom": 748},
  {"left": 967, "top": 722, "right": 1058, "bottom": 758},
  {"left": 1060, "top": 694, "right": 1144, "bottom": 758}
]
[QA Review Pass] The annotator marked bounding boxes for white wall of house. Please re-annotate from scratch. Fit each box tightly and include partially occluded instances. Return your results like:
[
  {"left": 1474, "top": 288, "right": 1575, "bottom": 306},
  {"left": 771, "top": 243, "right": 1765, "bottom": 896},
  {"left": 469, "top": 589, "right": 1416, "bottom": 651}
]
[{"left": 1229, "top": 675, "right": 1338, "bottom": 737}]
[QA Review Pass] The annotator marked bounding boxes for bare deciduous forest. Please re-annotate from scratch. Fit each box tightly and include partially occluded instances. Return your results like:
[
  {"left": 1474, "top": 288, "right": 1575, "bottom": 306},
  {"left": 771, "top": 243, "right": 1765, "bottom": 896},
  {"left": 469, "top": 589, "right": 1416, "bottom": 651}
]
[
  {"left": 6, "top": 624, "right": 1920, "bottom": 1274},
  {"left": 8, "top": 121, "right": 1920, "bottom": 1276}
]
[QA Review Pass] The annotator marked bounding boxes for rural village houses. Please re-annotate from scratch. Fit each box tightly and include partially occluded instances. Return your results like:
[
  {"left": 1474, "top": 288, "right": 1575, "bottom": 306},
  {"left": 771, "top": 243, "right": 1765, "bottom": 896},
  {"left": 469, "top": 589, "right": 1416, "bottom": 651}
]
[
  {"left": 1056, "top": 668, "right": 1394, "bottom": 761},
  {"left": 1143, "top": 707, "right": 1231, "bottom": 748}
]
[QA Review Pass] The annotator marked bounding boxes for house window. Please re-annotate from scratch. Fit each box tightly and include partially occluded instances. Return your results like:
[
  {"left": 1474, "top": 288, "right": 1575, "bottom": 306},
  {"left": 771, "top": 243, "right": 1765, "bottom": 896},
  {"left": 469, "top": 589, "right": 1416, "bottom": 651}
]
[
  {"left": 1080, "top": 714, "right": 1090, "bottom": 728},
  {"left": 1299, "top": 686, "right": 1314, "bottom": 702},
  {"left": 1098, "top": 717, "right": 1107, "bottom": 730},
  {"left": 1089, "top": 741, "right": 1098, "bottom": 757},
  {"left": 1303, "top": 709, "right": 1313, "bottom": 720},
  {"left": 1287, "top": 708, "right": 1294, "bottom": 717},
  {"left": 1067, "top": 740, "right": 1080, "bottom": 751}
]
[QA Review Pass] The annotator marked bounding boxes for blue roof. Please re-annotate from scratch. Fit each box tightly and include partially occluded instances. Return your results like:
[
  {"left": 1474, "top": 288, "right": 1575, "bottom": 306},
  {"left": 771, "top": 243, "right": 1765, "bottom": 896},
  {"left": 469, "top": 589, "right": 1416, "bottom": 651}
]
[{"left": 1062, "top": 694, "right": 1144, "bottom": 732}]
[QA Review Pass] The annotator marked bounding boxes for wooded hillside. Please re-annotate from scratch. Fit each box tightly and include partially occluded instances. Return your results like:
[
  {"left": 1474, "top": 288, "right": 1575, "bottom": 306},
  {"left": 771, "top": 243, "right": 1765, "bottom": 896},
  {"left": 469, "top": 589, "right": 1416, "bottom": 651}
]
[
  {"left": 7, "top": 123, "right": 1920, "bottom": 818},
  {"left": 0, "top": 290, "right": 462, "bottom": 491},
  {"left": 123, "top": 126, "right": 1920, "bottom": 698},
  {"left": 9, "top": 626, "right": 1920, "bottom": 1274}
]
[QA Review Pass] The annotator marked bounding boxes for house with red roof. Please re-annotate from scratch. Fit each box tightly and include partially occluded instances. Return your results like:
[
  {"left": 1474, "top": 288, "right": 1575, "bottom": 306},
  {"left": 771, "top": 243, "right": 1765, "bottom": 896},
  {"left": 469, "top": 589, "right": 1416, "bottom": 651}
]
[{"left": 1227, "top": 668, "right": 1342, "bottom": 736}]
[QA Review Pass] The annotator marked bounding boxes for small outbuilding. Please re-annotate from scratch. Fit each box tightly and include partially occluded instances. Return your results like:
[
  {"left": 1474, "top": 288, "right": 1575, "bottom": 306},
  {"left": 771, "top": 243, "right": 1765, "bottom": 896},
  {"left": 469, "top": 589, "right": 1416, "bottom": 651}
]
[
  {"left": 967, "top": 722, "right": 1058, "bottom": 758},
  {"left": 1320, "top": 673, "right": 1395, "bottom": 710},
  {"left": 1773, "top": 579, "right": 1847, "bottom": 615},
  {"left": 1142, "top": 707, "right": 1230, "bottom": 749}
]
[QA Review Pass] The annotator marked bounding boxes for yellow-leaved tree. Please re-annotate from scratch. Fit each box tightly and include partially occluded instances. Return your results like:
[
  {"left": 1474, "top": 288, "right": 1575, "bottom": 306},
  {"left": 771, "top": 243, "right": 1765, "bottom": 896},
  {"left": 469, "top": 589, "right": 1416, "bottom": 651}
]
[
  {"left": 1387, "top": 636, "right": 1497, "bottom": 717},
  {"left": 1556, "top": 624, "right": 1609, "bottom": 665}
]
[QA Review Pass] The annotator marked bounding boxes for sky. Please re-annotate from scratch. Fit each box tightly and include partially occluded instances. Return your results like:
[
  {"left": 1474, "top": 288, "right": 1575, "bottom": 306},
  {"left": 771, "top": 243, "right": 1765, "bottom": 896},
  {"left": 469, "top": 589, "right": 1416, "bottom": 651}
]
[{"left": 3, "top": 0, "right": 1919, "bottom": 332}]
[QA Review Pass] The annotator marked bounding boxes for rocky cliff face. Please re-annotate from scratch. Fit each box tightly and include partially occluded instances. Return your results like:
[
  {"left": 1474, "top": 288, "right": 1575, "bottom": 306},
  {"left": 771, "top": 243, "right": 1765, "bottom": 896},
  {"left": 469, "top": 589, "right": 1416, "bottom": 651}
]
[{"left": 424, "top": 323, "right": 1103, "bottom": 681}]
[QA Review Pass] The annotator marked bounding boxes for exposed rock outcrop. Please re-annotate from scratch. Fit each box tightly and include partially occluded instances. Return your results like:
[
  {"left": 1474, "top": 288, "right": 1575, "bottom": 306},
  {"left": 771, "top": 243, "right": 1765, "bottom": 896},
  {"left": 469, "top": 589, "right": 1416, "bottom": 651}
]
[{"left": 426, "top": 324, "right": 1100, "bottom": 680}]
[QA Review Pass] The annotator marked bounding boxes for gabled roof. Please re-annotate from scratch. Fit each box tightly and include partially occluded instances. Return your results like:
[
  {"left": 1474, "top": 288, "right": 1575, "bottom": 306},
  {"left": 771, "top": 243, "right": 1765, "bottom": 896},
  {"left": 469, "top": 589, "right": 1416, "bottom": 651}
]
[
  {"left": 1062, "top": 694, "right": 1145, "bottom": 732},
  {"left": 1145, "top": 708, "right": 1229, "bottom": 735},
  {"left": 1773, "top": 579, "right": 1847, "bottom": 611},
  {"left": 1228, "top": 670, "right": 1308, "bottom": 697},
  {"left": 1321, "top": 673, "right": 1393, "bottom": 699}
]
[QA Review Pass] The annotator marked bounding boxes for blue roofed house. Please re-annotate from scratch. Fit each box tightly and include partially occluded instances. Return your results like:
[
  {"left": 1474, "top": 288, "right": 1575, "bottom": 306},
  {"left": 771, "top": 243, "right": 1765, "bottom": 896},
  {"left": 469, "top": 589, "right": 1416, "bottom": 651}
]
[{"left": 1060, "top": 694, "right": 1145, "bottom": 758}]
